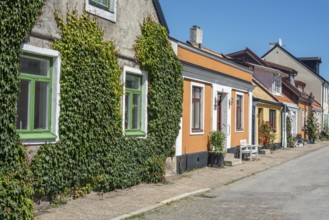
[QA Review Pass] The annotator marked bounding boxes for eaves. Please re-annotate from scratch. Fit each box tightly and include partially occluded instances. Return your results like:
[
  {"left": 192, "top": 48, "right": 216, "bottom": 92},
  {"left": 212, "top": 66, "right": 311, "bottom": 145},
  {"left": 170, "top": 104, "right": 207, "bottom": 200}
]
[
  {"left": 172, "top": 38, "right": 253, "bottom": 75},
  {"left": 181, "top": 60, "right": 254, "bottom": 91}
]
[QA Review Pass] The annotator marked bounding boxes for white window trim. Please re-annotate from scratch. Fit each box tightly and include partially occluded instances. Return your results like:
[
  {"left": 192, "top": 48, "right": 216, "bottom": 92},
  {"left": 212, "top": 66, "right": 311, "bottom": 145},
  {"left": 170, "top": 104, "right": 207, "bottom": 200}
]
[
  {"left": 21, "top": 44, "right": 61, "bottom": 145},
  {"left": 190, "top": 82, "right": 205, "bottom": 135},
  {"left": 235, "top": 92, "right": 244, "bottom": 132},
  {"left": 85, "top": 0, "right": 117, "bottom": 22},
  {"left": 273, "top": 76, "right": 282, "bottom": 95},
  {"left": 122, "top": 66, "right": 148, "bottom": 138}
]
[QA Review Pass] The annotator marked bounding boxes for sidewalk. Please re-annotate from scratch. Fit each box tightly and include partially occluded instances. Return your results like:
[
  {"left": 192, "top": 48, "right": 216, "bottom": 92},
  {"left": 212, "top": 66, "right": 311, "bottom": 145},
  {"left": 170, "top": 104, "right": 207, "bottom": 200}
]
[{"left": 36, "top": 142, "right": 329, "bottom": 220}]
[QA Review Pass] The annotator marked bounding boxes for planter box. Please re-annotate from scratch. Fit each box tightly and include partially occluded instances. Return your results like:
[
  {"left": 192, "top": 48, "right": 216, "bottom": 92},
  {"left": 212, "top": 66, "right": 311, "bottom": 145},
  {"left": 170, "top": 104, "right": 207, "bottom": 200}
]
[{"left": 208, "top": 152, "right": 224, "bottom": 168}]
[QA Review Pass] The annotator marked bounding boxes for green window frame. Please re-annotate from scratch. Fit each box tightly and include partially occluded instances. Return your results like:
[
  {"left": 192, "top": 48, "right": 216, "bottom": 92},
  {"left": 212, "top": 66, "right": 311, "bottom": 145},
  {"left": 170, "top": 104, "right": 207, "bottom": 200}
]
[
  {"left": 16, "top": 53, "right": 55, "bottom": 140},
  {"left": 89, "top": 0, "right": 113, "bottom": 12},
  {"left": 124, "top": 73, "right": 144, "bottom": 136}
]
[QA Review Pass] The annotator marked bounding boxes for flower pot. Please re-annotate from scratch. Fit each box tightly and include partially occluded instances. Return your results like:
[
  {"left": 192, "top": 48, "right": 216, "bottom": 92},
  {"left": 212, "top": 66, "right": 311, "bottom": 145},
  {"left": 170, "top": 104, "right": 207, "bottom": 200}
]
[{"left": 208, "top": 152, "right": 224, "bottom": 168}]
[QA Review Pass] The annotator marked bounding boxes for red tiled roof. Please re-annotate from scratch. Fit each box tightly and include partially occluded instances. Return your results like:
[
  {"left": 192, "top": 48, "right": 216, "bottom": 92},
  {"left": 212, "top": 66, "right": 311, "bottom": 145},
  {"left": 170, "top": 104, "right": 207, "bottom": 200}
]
[{"left": 273, "top": 94, "right": 295, "bottom": 104}]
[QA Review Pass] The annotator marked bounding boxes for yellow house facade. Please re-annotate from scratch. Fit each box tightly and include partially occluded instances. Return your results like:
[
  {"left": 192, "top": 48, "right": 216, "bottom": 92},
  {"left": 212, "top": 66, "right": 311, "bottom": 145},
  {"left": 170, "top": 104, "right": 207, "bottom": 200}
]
[{"left": 252, "top": 79, "right": 282, "bottom": 146}]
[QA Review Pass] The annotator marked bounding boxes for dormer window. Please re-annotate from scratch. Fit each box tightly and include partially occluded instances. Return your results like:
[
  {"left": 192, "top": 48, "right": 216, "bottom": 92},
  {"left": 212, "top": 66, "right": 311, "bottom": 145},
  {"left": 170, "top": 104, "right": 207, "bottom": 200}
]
[
  {"left": 297, "top": 85, "right": 303, "bottom": 92},
  {"left": 295, "top": 80, "right": 306, "bottom": 93},
  {"left": 273, "top": 76, "right": 282, "bottom": 95}
]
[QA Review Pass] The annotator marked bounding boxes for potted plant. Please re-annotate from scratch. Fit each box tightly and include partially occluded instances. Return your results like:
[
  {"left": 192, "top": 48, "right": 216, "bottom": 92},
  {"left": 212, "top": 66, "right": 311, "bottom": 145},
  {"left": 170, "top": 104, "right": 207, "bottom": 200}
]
[
  {"left": 208, "top": 130, "right": 226, "bottom": 168},
  {"left": 296, "top": 133, "right": 303, "bottom": 146}
]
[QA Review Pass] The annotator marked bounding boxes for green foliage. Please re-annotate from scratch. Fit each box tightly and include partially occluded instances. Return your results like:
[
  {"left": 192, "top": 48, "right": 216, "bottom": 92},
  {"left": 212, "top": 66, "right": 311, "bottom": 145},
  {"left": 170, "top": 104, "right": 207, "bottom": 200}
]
[
  {"left": 0, "top": 167, "right": 34, "bottom": 220},
  {"left": 286, "top": 116, "right": 294, "bottom": 148},
  {"left": 320, "top": 119, "right": 329, "bottom": 140},
  {"left": 0, "top": 0, "right": 45, "bottom": 218},
  {"left": 306, "top": 110, "right": 317, "bottom": 143},
  {"left": 259, "top": 121, "right": 276, "bottom": 149},
  {"left": 31, "top": 14, "right": 183, "bottom": 201},
  {"left": 209, "top": 131, "right": 226, "bottom": 155},
  {"left": 135, "top": 17, "right": 183, "bottom": 156}
]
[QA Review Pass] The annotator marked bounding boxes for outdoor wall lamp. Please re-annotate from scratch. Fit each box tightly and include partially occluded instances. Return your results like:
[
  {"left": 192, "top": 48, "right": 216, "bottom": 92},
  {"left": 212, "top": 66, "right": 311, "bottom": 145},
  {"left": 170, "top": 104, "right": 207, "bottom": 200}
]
[{"left": 229, "top": 97, "right": 233, "bottom": 108}]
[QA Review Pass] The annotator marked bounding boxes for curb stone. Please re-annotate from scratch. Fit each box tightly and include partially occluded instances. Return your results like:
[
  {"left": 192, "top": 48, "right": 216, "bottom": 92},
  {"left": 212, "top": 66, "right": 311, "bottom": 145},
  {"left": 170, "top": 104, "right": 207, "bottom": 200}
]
[{"left": 110, "top": 188, "right": 211, "bottom": 220}]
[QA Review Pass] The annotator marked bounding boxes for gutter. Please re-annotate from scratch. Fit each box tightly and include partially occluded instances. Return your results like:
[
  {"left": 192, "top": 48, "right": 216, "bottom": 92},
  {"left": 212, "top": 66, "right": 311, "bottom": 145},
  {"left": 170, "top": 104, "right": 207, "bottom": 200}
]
[{"left": 253, "top": 97, "right": 283, "bottom": 107}]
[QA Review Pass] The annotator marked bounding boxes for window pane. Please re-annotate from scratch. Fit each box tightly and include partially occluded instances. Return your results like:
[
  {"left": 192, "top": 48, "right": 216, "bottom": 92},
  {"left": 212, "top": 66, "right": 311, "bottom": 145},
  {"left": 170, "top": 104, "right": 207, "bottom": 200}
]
[
  {"left": 17, "top": 80, "right": 30, "bottom": 130},
  {"left": 126, "top": 74, "right": 140, "bottom": 89},
  {"left": 193, "top": 101, "right": 200, "bottom": 129},
  {"left": 20, "top": 56, "right": 49, "bottom": 76},
  {"left": 193, "top": 87, "right": 201, "bottom": 99},
  {"left": 132, "top": 94, "right": 141, "bottom": 129},
  {"left": 100, "top": 0, "right": 109, "bottom": 7},
  {"left": 236, "top": 95, "right": 242, "bottom": 130},
  {"left": 34, "top": 82, "right": 49, "bottom": 129},
  {"left": 125, "top": 94, "right": 130, "bottom": 129}
]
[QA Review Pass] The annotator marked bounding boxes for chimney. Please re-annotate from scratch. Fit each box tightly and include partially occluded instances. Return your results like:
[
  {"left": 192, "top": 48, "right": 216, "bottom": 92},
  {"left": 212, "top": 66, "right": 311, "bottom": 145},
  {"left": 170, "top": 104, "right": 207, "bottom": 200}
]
[
  {"left": 190, "top": 25, "right": 203, "bottom": 46},
  {"left": 278, "top": 38, "right": 283, "bottom": 46},
  {"left": 269, "top": 38, "right": 283, "bottom": 49}
]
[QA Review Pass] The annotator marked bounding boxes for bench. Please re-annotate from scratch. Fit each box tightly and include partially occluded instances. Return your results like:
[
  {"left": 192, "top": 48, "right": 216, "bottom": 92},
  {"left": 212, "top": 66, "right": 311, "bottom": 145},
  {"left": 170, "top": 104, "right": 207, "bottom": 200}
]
[{"left": 240, "top": 139, "right": 258, "bottom": 161}]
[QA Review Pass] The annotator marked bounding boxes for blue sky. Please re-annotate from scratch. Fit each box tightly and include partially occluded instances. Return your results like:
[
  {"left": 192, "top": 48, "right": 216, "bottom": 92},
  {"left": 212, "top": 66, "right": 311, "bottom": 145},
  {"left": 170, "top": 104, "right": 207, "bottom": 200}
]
[{"left": 159, "top": 0, "right": 329, "bottom": 80}]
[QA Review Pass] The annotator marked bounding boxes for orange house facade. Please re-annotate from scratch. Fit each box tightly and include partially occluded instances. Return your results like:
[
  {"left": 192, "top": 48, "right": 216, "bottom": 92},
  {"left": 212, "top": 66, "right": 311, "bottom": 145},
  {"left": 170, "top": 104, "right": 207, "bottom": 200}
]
[{"left": 171, "top": 38, "right": 254, "bottom": 173}]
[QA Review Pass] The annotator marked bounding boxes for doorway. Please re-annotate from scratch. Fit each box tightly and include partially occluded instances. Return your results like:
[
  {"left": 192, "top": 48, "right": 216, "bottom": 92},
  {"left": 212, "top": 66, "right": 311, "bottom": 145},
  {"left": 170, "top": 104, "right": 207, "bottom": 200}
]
[{"left": 258, "top": 108, "right": 264, "bottom": 144}]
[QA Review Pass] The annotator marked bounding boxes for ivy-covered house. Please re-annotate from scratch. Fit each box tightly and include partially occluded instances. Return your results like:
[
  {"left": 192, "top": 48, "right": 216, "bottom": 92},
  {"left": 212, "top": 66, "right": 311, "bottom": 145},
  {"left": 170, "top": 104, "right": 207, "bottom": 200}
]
[
  {"left": 18, "top": 0, "right": 168, "bottom": 152},
  {"left": 1, "top": 0, "right": 183, "bottom": 217},
  {"left": 170, "top": 26, "right": 254, "bottom": 173}
]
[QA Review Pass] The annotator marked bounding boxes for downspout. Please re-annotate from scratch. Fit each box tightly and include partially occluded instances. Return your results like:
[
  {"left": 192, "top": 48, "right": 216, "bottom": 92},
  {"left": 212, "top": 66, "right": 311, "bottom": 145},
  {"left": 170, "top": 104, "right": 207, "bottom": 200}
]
[{"left": 322, "top": 81, "right": 325, "bottom": 130}]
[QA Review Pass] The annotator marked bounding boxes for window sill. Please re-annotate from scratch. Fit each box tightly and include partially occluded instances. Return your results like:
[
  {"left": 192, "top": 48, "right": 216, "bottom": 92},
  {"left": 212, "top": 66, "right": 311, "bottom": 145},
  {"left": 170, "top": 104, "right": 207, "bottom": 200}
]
[
  {"left": 235, "top": 129, "right": 244, "bottom": 133},
  {"left": 125, "top": 130, "right": 146, "bottom": 137},
  {"left": 190, "top": 129, "right": 204, "bottom": 135},
  {"left": 19, "top": 132, "right": 57, "bottom": 140}
]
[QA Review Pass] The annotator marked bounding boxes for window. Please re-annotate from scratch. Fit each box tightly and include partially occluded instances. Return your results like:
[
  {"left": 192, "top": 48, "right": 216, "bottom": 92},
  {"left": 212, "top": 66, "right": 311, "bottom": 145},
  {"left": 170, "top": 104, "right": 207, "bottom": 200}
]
[
  {"left": 192, "top": 86, "right": 202, "bottom": 131},
  {"left": 269, "top": 109, "right": 276, "bottom": 131},
  {"left": 123, "top": 67, "right": 147, "bottom": 136},
  {"left": 85, "top": 0, "right": 116, "bottom": 22},
  {"left": 89, "top": 0, "right": 112, "bottom": 11},
  {"left": 190, "top": 82, "right": 204, "bottom": 134},
  {"left": 236, "top": 93, "right": 243, "bottom": 131},
  {"left": 125, "top": 74, "right": 141, "bottom": 130},
  {"left": 273, "top": 76, "right": 282, "bottom": 94},
  {"left": 297, "top": 85, "right": 303, "bottom": 92},
  {"left": 17, "top": 47, "right": 60, "bottom": 141}
]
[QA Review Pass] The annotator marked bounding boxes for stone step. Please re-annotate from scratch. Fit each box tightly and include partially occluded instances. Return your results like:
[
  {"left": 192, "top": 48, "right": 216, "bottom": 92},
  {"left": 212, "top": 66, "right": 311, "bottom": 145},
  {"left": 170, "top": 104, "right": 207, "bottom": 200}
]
[{"left": 224, "top": 154, "right": 242, "bottom": 166}]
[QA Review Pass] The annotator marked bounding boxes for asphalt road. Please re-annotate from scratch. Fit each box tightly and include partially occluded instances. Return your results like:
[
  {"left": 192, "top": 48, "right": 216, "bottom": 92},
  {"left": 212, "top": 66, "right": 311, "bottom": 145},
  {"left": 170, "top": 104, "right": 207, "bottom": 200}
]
[{"left": 132, "top": 145, "right": 329, "bottom": 220}]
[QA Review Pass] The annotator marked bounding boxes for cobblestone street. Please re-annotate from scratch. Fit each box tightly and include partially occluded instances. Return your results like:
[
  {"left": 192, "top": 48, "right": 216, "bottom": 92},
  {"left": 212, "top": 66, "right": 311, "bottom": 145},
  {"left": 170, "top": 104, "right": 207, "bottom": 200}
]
[{"left": 36, "top": 142, "right": 329, "bottom": 220}]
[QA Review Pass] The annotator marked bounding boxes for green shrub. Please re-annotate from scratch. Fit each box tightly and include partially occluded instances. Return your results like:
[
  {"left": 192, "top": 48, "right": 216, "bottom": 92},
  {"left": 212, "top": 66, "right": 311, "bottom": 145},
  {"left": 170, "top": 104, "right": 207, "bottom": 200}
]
[
  {"left": 306, "top": 110, "right": 317, "bottom": 143},
  {"left": 259, "top": 121, "right": 276, "bottom": 149},
  {"left": 209, "top": 131, "right": 226, "bottom": 155},
  {"left": 286, "top": 116, "right": 294, "bottom": 148}
]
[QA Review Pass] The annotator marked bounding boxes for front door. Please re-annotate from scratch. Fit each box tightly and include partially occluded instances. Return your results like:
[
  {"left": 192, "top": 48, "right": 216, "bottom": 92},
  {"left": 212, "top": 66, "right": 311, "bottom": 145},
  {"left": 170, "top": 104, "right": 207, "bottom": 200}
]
[{"left": 217, "top": 93, "right": 222, "bottom": 131}]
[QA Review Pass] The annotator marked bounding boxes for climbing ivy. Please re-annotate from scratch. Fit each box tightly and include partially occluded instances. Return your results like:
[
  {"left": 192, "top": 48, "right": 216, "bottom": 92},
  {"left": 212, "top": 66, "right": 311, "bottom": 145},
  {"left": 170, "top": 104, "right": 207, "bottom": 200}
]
[
  {"left": 306, "top": 110, "right": 317, "bottom": 143},
  {"left": 0, "top": 0, "right": 45, "bottom": 219},
  {"left": 31, "top": 14, "right": 183, "bottom": 201},
  {"left": 286, "top": 116, "right": 294, "bottom": 148}
]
